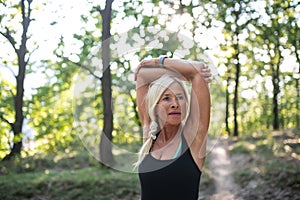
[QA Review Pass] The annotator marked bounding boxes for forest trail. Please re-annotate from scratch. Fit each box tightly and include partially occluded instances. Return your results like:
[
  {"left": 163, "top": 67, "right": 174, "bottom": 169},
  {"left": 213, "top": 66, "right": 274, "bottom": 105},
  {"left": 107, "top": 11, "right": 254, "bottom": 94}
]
[{"left": 204, "top": 137, "right": 243, "bottom": 200}]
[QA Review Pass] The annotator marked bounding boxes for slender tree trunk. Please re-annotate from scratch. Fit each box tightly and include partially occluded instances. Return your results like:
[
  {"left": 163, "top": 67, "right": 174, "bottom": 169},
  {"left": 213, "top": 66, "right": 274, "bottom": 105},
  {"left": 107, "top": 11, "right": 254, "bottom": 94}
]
[
  {"left": 272, "top": 32, "right": 282, "bottom": 130},
  {"left": 233, "top": 30, "right": 240, "bottom": 137},
  {"left": 296, "top": 77, "right": 300, "bottom": 128},
  {"left": 99, "top": 0, "right": 115, "bottom": 167},
  {"left": 233, "top": 60, "right": 240, "bottom": 137},
  {"left": 3, "top": 0, "right": 31, "bottom": 160},
  {"left": 272, "top": 62, "right": 280, "bottom": 130},
  {"left": 293, "top": 42, "right": 300, "bottom": 128},
  {"left": 225, "top": 75, "right": 231, "bottom": 135}
]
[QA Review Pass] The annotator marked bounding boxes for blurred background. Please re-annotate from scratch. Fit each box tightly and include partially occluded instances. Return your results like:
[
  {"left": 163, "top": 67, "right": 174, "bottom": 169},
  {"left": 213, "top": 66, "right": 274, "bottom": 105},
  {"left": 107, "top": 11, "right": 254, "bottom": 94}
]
[{"left": 0, "top": 0, "right": 299, "bottom": 199}]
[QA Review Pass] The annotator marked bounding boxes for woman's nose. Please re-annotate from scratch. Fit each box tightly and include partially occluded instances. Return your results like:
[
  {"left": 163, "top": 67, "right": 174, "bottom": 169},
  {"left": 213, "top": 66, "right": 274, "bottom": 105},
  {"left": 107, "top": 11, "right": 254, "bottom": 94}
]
[{"left": 171, "top": 99, "right": 179, "bottom": 108}]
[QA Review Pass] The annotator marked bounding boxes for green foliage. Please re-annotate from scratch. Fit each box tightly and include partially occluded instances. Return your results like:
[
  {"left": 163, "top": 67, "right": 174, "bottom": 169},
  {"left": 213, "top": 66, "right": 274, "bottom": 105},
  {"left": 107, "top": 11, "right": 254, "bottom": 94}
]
[
  {"left": 0, "top": 149, "right": 215, "bottom": 199},
  {"left": 25, "top": 60, "right": 82, "bottom": 154},
  {"left": 230, "top": 141, "right": 255, "bottom": 154},
  {"left": 0, "top": 165, "right": 140, "bottom": 200},
  {"left": 0, "top": 151, "right": 97, "bottom": 175},
  {"left": 0, "top": 76, "right": 15, "bottom": 156},
  {"left": 0, "top": 0, "right": 299, "bottom": 163}
]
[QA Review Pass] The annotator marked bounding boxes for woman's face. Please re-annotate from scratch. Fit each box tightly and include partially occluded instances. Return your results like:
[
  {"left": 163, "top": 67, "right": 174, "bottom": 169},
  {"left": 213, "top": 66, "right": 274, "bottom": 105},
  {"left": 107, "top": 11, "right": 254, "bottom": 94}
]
[{"left": 156, "top": 82, "right": 187, "bottom": 126}]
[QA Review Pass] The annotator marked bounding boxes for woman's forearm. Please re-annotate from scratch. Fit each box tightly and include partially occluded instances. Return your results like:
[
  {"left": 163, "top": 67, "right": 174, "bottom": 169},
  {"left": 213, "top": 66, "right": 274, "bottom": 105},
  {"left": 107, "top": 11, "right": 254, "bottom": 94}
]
[
  {"left": 163, "top": 58, "right": 201, "bottom": 81},
  {"left": 135, "top": 58, "right": 207, "bottom": 84},
  {"left": 136, "top": 67, "right": 179, "bottom": 88}
]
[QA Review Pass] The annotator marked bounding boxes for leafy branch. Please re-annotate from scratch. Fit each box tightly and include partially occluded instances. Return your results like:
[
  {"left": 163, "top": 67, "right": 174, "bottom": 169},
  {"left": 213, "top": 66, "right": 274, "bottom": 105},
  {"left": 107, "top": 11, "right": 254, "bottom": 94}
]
[{"left": 57, "top": 55, "right": 103, "bottom": 80}]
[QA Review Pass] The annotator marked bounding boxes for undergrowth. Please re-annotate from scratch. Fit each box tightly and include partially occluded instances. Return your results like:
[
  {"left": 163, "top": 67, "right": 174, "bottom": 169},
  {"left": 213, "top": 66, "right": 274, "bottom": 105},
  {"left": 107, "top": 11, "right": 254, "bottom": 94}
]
[{"left": 229, "top": 129, "right": 300, "bottom": 199}]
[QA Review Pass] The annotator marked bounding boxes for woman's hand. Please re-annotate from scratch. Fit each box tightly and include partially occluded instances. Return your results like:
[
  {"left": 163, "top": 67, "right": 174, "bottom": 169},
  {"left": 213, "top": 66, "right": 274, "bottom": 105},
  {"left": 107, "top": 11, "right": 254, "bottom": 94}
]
[
  {"left": 187, "top": 60, "right": 212, "bottom": 83},
  {"left": 134, "top": 59, "right": 158, "bottom": 81},
  {"left": 199, "top": 63, "right": 212, "bottom": 83}
]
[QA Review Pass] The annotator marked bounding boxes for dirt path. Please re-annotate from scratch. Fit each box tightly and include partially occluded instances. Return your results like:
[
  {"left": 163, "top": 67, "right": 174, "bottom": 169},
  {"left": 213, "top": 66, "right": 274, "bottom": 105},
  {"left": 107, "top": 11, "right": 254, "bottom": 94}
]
[{"left": 204, "top": 137, "right": 242, "bottom": 200}]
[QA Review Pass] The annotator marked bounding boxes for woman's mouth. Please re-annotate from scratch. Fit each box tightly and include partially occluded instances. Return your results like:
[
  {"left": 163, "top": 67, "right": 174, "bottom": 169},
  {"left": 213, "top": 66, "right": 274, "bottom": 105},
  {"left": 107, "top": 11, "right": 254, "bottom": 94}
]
[{"left": 169, "top": 112, "right": 181, "bottom": 116}]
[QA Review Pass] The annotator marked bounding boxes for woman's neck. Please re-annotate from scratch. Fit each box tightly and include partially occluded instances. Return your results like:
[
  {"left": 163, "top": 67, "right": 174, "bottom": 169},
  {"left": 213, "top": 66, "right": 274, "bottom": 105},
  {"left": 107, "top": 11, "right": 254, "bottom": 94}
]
[{"left": 158, "top": 124, "right": 182, "bottom": 144}]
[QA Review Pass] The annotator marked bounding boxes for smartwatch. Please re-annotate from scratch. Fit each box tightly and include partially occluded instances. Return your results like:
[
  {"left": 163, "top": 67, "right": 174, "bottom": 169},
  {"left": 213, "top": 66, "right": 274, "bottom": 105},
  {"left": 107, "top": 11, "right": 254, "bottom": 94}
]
[{"left": 158, "top": 55, "right": 168, "bottom": 67}]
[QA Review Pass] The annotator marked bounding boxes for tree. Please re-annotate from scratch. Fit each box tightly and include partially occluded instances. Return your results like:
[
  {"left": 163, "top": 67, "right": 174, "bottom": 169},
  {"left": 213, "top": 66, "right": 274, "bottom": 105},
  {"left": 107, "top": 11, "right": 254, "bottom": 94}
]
[
  {"left": 285, "top": 0, "right": 300, "bottom": 128},
  {"left": 98, "top": 0, "right": 115, "bottom": 167},
  {"left": 215, "top": 0, "right": 255, "bottom": 136},
  {"left": 59, "top": 0, "right": 116, "bottom": 167},
  {"left": 0, "top": 0, "right": 34, "bottom": 160},
  {"left": 257, "top": 0, "right": 291, "bottom": 130}
]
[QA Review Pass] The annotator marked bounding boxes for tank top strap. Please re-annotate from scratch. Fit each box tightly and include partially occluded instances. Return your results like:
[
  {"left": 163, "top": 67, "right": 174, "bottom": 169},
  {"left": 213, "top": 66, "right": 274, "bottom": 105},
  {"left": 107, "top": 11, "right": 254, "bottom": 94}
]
[
  {"left": 172, "top": 136, "right": 182, "bottom": 159},
  {"left": 180, "top": 132, "right": 191, "bottom": 155}
]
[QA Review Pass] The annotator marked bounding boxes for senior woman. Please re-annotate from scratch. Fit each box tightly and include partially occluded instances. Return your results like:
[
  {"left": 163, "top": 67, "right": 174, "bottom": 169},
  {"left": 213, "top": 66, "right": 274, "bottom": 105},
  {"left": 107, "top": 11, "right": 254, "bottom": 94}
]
[{"left": 134, "top": 56, "right": 211, "bottom": 200}]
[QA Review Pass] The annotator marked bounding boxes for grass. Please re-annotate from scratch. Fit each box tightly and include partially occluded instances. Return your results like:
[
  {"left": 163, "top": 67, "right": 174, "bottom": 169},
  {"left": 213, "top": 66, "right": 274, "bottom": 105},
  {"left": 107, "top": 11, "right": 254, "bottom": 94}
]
[
  {"left": 229, "top": 129, "right": 300, "bottom": 199},
  {"left": 2, "top": 129, "right": 298, "bottom": 199},
  {"left": 0, "top": 150, "right": 141, "bottom": 200},
  {"left": 0, "top": 147, "right": 214, "bottom": 200},
  {"left": 0, "top": 167, "right": 140, "bottom": 200}
]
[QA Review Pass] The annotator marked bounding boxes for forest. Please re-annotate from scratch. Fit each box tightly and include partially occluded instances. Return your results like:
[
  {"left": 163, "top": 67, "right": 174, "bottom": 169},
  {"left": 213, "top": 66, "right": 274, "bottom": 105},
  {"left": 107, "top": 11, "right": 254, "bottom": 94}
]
[{"left": 0, "top": 0, "right": 299, "bottom": 199}]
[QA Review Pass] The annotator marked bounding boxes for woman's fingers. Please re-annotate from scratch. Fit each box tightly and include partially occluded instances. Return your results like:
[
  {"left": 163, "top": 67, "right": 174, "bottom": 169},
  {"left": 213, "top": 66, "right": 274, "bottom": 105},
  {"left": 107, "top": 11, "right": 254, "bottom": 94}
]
[{"left": 200, "top": 64, "right": 212, "bottom": 83}]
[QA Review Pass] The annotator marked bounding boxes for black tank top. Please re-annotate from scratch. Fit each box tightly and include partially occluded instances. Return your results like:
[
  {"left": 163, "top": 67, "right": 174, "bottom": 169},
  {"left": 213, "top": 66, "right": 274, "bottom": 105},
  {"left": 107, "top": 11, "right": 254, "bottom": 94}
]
[{"left": 138, "top": 134, "right": 202, "bottom": 200}]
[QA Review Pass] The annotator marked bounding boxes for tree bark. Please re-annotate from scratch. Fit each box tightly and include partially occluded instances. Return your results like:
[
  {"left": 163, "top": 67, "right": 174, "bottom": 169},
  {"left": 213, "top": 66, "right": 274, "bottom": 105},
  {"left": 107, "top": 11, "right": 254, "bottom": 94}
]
[
  {"left": 271, "top": 28, "right": 282, "bottom": 130},
  {"left": 272, "top": 61, "right": 280, "bottom": 130},
  {"left": 292, "top": 37, "right": 300, "bottom": 128},
  {"left": 233, "top": 27, "right": 240, "bottom": 137},
  {"left": 3, "top": 0, "right": 32, "bottom": 160},
  {"left": 99, "top": 0, "right": 115, "bottom": 167},
  {"left": 296, "top": 77, "right": 300, "bottom": 128},
  {"left": 225, "top": 74, "right": 231, "bottom": 135},
  {"left": 233, "top": 55, "right": 240, "bottom": 137}
]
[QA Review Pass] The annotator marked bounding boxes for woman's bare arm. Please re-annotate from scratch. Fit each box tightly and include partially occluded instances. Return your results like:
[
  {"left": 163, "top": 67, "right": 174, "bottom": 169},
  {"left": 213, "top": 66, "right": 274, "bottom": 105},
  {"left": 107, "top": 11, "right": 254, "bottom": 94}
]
[
  {"left": 184, "top": 63, "right": 210, "bottom": 171},
  {"left": 135, "top": 58, "right": 211, "bottom": 143}
]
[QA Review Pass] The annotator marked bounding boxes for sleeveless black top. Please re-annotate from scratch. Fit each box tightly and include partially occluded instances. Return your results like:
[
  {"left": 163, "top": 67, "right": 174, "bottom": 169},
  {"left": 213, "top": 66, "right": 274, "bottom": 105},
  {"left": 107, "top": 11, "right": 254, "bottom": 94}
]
[{"left": 138, "top": 134, "right": 202, "bottom": 200}]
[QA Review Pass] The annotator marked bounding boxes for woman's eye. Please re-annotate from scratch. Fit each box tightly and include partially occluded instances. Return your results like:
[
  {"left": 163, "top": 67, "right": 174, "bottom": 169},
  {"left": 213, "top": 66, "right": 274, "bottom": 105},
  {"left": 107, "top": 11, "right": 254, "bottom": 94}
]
[
  {"left": 177, "top": 95, "right": 184, "bottom": 100},
  {"left": 162, "top": 97, "right": 170, "bottom": 101}
]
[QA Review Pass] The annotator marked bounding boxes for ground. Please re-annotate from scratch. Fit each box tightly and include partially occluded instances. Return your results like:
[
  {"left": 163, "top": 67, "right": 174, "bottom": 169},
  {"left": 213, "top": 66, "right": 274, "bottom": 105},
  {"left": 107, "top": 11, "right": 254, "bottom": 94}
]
[
  {"left": 0, "top": 130, "right": 299, "bottom": 200},
  {"left": 203, "top": 138, "right": 242, "bottom": 200},
  {"left": 201, "top": 130, "right": 300, "bottom": 200}
]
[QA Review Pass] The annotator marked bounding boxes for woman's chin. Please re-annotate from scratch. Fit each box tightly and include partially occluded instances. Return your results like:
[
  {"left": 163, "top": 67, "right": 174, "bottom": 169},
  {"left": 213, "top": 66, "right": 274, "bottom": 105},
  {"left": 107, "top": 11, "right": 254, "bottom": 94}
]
[{"left": 166, "top": 119, "right": 182, "bottom": 126}]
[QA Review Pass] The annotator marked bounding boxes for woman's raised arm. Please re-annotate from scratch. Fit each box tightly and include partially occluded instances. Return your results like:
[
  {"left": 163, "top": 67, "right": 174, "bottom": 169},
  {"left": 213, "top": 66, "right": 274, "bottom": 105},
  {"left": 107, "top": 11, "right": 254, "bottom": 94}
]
[{"left": 135, "top": 58, "right": 211, "bottom": 143}]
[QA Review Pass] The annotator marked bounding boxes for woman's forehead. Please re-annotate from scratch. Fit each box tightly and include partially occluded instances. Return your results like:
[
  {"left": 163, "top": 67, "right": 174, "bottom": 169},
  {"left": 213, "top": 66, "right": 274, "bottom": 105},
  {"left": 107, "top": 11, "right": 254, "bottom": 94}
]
[{"left": 163, "top": 83, "right": 184, "bottom": 95}]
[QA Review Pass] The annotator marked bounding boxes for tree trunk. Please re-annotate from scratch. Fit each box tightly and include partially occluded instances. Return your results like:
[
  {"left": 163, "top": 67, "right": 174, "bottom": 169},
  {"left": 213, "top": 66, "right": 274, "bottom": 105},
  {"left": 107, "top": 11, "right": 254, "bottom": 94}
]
[
  {"left": 3, "top": 0, "right": 31, "bottom": 160},
  {"left": 272, "top": 63, "right": 280, "bottom": 130},
  {"left": 233, "top": 60, "right": 240, "bottom": 137},
  {"left": 293, "top": 41, "right": 300, "bottom": 128},
  {"left": 225, "top": 75, "right": 231, "bottom": 135},
  {"left": 272, "top": 30, "right": 282, "bottom": 131},
  {"left": 99, "top": 0, "right": 115, "bottom": 167},
  {"left": 296, "top": 76, "right": 300, "bottom": 128},
  {"left": 233, "top": 31, "right": 240, "bottom": 137}
]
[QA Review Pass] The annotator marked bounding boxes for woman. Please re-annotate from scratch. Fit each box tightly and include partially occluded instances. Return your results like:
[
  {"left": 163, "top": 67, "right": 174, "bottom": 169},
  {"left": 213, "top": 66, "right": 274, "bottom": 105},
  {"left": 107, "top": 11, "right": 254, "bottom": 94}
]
[{"left": 134, "top": 57, "right": 211, "bottom": 200}]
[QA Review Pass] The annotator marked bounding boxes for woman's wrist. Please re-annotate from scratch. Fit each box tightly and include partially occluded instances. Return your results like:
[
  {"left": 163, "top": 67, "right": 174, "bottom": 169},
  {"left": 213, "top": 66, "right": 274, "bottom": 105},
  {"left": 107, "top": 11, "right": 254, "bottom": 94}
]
[{"left": 158, "top": 56, "right": 168, "bottom": 67}]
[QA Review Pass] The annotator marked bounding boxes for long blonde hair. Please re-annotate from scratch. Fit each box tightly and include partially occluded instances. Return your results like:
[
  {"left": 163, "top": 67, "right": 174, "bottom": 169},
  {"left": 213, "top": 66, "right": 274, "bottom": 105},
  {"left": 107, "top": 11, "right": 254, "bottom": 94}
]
[{"left": 134, "top": 74, "right": 189, "bottom": 168}]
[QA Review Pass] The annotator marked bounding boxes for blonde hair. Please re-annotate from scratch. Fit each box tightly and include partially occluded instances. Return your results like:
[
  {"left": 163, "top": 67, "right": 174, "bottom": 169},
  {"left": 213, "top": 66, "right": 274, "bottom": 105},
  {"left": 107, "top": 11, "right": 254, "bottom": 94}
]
[{"left": 134, "top": 74, "right": 189, "bottom": 168}]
